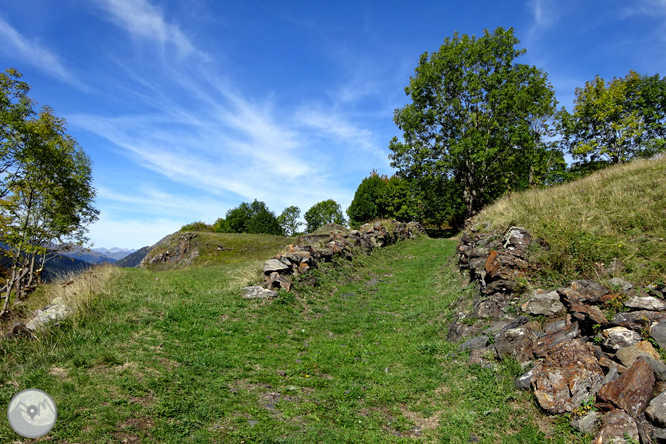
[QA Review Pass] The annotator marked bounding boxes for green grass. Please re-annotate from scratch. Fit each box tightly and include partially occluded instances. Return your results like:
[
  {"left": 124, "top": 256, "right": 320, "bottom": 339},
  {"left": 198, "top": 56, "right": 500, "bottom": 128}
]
[
  {"left": 474, "top": 156, "right": 666, "bottom": 287},
  {"left": 0, "top": 234, "right": 584, "bottom": 443}
]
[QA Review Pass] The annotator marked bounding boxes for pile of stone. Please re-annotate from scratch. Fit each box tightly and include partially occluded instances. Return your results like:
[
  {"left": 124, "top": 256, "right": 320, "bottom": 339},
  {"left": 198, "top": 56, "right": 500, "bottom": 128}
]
[
  {"left": 455, "top": 225, "right": 666, "bottom": 443},
  {"left": 242, "top": 220, "right": 425, "bottom": 298}
]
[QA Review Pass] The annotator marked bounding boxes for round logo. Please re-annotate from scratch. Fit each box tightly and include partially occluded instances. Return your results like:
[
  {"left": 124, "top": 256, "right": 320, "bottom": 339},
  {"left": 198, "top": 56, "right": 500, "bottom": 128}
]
[{"left": 7, "top": 389, "right": 57, "bottom": 438}]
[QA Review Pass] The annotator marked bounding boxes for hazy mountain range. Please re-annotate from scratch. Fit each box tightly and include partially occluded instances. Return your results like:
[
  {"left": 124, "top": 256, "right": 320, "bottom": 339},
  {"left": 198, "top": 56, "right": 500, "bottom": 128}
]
[{"left": 58, "top": 245, "right": 137, "bottom": 264}]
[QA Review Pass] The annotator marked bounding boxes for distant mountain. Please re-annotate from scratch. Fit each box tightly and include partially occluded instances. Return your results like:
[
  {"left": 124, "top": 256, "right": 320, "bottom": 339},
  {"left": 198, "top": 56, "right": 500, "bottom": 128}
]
[
  {"left": 92, "top": 247, "right": 137, "bottom": 261},
  {"left": 0, "top": 246, "right": 91, "bottom": 283},
  {"left": 114, "top": 246, "right": 152, "bottom": 268},
  {"left": 57, "top": 245, "right": 117, "bottom": 265}
]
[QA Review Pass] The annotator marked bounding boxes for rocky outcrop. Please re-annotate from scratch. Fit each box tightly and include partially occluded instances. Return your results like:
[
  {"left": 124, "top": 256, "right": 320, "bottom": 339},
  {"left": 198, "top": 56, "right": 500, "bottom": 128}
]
[
  {"left": 140, "top": 232, "right": 199, "bottom": 268},
  {"left": 260, "top": 220, "right": 425, "bottom": 291},
  {"left": 455, "top": 225, "right": 666, "bottom": 441}
]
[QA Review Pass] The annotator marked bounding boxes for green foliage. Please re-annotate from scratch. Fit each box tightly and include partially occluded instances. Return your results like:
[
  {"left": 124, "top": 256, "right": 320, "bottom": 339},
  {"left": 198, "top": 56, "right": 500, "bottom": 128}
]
[
  {"left": 389, "top": 27, "right": 559, "bottom": 219},
  {"left": 304, "top": 199, "right": 346, "bottom": 233},
  {"left": 212, "top": 217, "right": 231, "bottom": 233},
  {"left": 0, "top": 69, "right": 98, "bottom": 313},
  {"left": 559, "top": 71, "right": 649, "bottom": 165},
  {"left": 224, "top": 199, "right": 283, "bottom": 235},
  {"left": 277, "top": 205, "right": 302, "bottom": 236},
  {"left": 179, "top": 221, "right": 213, "bottom": 232},
  {"left": 347, "top": 173, "right": 388, "bottom": 228}
]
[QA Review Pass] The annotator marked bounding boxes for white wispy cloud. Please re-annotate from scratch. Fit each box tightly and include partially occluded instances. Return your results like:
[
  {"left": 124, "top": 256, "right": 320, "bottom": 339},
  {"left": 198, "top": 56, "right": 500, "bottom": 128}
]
[
  {"left": 0, "top": 17, "right": 79, "bottom": 85},
  {"left": 96, "top": 0, "right": 203, "bottom": 60}
]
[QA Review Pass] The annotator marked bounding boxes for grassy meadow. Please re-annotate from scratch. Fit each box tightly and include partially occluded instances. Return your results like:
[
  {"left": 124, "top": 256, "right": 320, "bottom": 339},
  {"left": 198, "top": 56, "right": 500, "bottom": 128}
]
[{"left": 0, "top": 232, "right": 584, "bottom": 443}]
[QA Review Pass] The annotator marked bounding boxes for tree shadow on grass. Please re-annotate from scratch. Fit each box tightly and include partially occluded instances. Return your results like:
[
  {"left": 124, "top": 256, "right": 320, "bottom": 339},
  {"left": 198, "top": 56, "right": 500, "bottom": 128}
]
[{"left": 426, "top": 228, "right": 459, "bottom": 239}]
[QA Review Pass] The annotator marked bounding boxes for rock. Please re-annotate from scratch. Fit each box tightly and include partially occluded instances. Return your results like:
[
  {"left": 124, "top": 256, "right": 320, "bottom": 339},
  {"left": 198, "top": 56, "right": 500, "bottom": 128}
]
[
  {"left": 515, "top": 368, "right": 535, "bottom": 390},
  {"left": 242, "top": 286, "right": 278, "bottom": 299},
  {"left": 570, "top": 411, "right": 602, "bottom": 435},
  {"left": 263, "top": 259, "right": 291, "bottom": 275},
  {"left": 544, "top": 318, "right": 569, "bottom": 332},
  {"left": 26, "top": 300, "right": 72, "bottom": 330},
  {"left": 601, "top": 326, "right": 642, "bottom": 351},
  {"left": 533, "top": 321, "right": 579, "bottom": 358},
  {"left": 483, "top": 250, "right": 529, "bottom": 281},
  {"left": 612, "top": 310, "right": 666, "bottom": 331},
  {"left": 566, "top": 300, "right": 608, "bottom": 325},
  {"left": 609, "top": 277, "right": 633, "bottom": 292},
  {"left": 615, "top": 340, "right": 660, "bottom": 368},
  {"left": 639, "top": 356, "right": 666, "bottom": 382},
  {"left": 647, "top": 391, "right": 666, "bottom": 427},
  {"left": 459, "top": 335, "right": 489, "bottom": 352},
  {"left": 468, "top": 346, "right": 497, "bottom": 366},
  {"left": 521, "top": 290, "right": 565, "bottom": 317},
  {"left": 652, "top": 321, "right": 666, "bottom": 349},
  {"left": 559, "top": 280, "right": 609, "bottom": 305},
  {"left": 484, "top": 279, "right": 518, "bottom": 294},
  {"left": 473, "top": 292, "right": 512, "bottom": 319},
  {"left": 601, "top": 366, "right": 620, "bottom": 386},
  {"left": 265, "top": 272, "right": 292, "bottom": 291},
  {"left": 591, "top": 409, "right": 639, "bottom": 444},
  {"left": 494, "top": 321, "right": 540, "bottom": 363},
  {"left": 598, "top": 358, "right": 655, "bottom": 417},
  {"left": 532, "top": 339, "right": 604, "bottom": 414},
  {"left": 625, "top": 296, "right": 666, "bottom": 311}
]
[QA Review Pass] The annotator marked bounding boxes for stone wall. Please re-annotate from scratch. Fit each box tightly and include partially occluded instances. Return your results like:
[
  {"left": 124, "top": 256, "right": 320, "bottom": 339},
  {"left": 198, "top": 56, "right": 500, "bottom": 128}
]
[
  {"left": 455, "top": 225, "right": 666, "bottom": 442},
  {"left": 243, "top": 220, "right": 425, "bottom": 297}
]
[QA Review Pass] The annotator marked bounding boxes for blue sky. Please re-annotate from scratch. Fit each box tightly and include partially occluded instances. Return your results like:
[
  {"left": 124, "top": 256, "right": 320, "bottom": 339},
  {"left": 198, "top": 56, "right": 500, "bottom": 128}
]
[{"left": 1, "top": 0, "right": 665, "bottom": 249}]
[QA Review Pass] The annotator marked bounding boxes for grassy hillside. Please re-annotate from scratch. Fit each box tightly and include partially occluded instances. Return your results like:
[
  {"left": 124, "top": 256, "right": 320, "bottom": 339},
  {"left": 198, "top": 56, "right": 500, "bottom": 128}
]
[
  {"left": 0, "top": 231, "right": 582, "bottom": 443},
  {"left": 473, "top": 156, "right": 666, "bottom": 287}
]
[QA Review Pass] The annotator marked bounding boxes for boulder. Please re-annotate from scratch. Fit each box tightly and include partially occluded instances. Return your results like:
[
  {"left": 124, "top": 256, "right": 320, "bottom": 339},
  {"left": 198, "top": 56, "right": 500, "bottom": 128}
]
[
  {"left": 611, "top": 310, "right": 666, "bottom": 331},
  {"left": 242, "top": 286, "right": 278, "bottom": 299},
  {"left": 532, "top": 339, "right": 604, "bottom": 414},
  {"left": 521, "top": 290, "right": 565, "bottom": 317},
  {"left": 600, "top": 326, "right": 642, "bottom": 351},
  {"left": 647, "top": 391, "right": 666, "bottom": 427},
  {"left": 533, "top": 322, "right": 580, "bottom": 358},
  {"left": 459, "top": 335, "right": 489, "bottom": 352},
  {"left": 624, "top": 296, "right": 666, "bottom": 311},
  {"left": 651, "top": 320, "right": 666, "bottom": 349},
  {"left": 639, "top": 356, "right": 666, "bottom": 382},
  {"left": 494, "top": 321, "right": 540, "bottom": 363},
  {"left": 26, "top": 298, "right": 72, "bottom": 330},
  {"left": 591, "top": 409, "right": 639, "bottom": 444},
  {"left": 570, "top": 411, "right": 602, "bottom": 436},
  {"left": 615, "top": 340, "right": 660, "bottom": 368},
  {"left": 263, "top": 259, "right": 291, "bottom": 275},
  {"left": 609, "top": 277, "right": 633, "bottom": 292},
  {"left": 559, "top": 280, "right": 609, "bottom": 305},
  {"left": 598, "top": 358, "right": 655, "bottom": 418}
]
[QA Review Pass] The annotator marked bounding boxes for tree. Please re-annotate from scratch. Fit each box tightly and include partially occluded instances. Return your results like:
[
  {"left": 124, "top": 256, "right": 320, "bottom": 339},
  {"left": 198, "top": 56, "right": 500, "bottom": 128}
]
[
  {"left": 559, "top": 71, "right": 648, "bottom": 165},
  {"left": 347, "top": 172, "right": 388, "bottom": 228},
  {"left": 389, "top": 27, "right": 558, "bottom": 220},
  {"left": 277, "top": 206, "right": 302, "bottom": 236},
  {"left": 0, "top": 71, "right": 98, "bottom": 314},
  {"left": 304, "top": 200, "right": 346, "bottom": 233},
  {"left": 224, "top": 200, "right": 282, "bottom": 235}
]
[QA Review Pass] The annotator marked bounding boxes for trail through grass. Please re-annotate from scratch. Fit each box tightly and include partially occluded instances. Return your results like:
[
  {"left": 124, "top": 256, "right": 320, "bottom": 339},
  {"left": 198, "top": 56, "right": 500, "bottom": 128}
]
[{"left": 0, "top": 235, "right": 582, "bottom": 443}]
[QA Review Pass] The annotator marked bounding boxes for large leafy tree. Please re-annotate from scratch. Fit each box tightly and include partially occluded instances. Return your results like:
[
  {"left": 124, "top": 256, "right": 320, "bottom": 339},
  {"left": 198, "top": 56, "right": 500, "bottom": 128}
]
[
  {"left": 0, "top": 69, "right": 98, "bottom": 314},
  {"left": 559, "top": 71, "right": 647, "bottom": 165},
  {"left": 389, "top": 27, "right": 558, "bottom": 219},
  {"left": 304, "top": 200, "right": 346, "bottom": 233}
]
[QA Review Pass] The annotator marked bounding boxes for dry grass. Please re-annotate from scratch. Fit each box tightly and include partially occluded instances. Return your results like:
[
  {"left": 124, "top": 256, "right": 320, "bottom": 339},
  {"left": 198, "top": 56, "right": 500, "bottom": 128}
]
[
  {"left": 474, "top": 156, "right": 666, "bottom": 286},
  {"left": 45, "top": 264, "right": 120, "bottom": 312}
]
